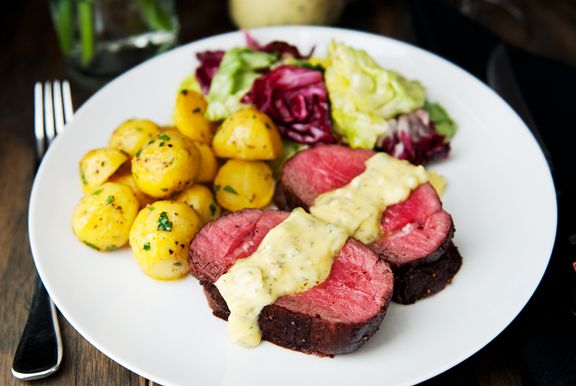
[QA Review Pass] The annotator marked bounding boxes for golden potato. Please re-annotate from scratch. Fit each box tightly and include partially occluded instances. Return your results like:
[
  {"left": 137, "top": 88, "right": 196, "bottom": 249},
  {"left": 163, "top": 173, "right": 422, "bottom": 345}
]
[
  {"left": 174, "top": 89, "right": 215, "bottom": 144},
  {"left": 194, "top": 142, "right": 218, "bottom": 183},
  {"left": 212, "top": 108, "right": 282, "bottom": 160},
  {"left": 79, "top": 148, "right": 128, "bottom": 193},
  {"left": 109, "top": 119, "right": 161, "bottom": 157},
  {"left": 214, "top": 159, "right": 274, "bottom": 211},
  {"left": 176, "top": 184, "right": 221, "bottom": 224},
  {"left": 131, "top": 130, "right": 201, "bottom": 199},
  {"left": 71, "top": 182, "right": 139, "bottom": 251},
  {"left": 109, "top": 163, "right": 155, "bottom": 208},
  {"left": 129, "top": 200, "right": 203, "bottom": 280}
]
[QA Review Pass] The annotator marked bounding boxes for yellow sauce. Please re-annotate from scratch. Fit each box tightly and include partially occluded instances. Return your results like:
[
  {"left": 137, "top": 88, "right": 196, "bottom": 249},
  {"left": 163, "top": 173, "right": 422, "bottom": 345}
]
[
  {"left": 311, "top": 153, "right": 428, "bottom": 244},
  {"left": 215, "top": 208, "right": 348, "bottom": 347},
  {"left": 427, "top": 170, "right": 446, "bottom": 196},
  {"left": 216, "top": 153, "right": 428, "bottom": 347}
]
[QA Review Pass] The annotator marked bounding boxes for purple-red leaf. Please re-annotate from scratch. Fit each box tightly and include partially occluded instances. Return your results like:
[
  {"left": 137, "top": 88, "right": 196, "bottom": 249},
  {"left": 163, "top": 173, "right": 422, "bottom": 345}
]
[
  {"left": 195, "top": 50, "right": 225, "bottom": 94},
  {"left": 377, "top": 109, "right": 450, "bottom": 165},
  {"left": 244, "top": 31, "right": 311, "bottom": 59},
  {"left": 243, "top": 65, "right": 335, "bottom": 144}
]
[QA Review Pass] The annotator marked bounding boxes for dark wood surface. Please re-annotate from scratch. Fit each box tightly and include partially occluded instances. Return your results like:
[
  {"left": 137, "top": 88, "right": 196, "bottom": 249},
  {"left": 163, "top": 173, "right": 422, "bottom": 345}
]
[{"left": 1, "top": 1, "right": 574, "bottom": 385}]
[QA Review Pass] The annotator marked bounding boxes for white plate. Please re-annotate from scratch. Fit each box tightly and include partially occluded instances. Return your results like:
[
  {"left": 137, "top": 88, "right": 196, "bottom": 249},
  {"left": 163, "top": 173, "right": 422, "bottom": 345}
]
[{"left": 29, "top": 27, "right": 556, "bottom": 386}]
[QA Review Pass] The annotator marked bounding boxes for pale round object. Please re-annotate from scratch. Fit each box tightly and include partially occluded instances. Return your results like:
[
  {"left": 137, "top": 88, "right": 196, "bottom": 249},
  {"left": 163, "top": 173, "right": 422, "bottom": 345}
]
[{"left": 229, "top": 0, "right": 344, "bottom": 28}]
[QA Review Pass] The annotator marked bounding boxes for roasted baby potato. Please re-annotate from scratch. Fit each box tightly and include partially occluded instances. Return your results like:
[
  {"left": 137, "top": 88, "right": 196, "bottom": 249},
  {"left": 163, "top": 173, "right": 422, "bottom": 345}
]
[
  {"left": 194, "top": 142, "right": 218, "bottom": 183},
  {"left": 129, "top": 200, "right": 203, "bottom": 280},
  {"left": 214, "top": 159, "right": 274, "bottom": 211},
  {"left": 174, "top": 89, "right": 215, "bottom": 144},
  {"left": 176, "top": 184, "right": 221, "bottom": 224},
  {"left": 109, "top": 119, "right": 161, "bottom": 157},
  {"left": 132, "top": 130, "right": 200, "bottom": 198},
  {"left": 109, "top": 163, "right": 155, "bottom": 208},
  {"left": 212, "top": 108, "right": 283, "bottom": 160},
  {"left": 79, "top": 148, "right": 129, "bottom": 193},
  {"left": 71, "top": 182, "right": 139, "bottom": 251}
]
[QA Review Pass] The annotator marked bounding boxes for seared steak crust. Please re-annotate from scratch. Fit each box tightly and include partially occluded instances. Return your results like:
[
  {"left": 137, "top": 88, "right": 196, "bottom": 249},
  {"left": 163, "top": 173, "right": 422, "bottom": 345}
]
[
  {"left": 393, "top": 242, "right": 462, "bottom": 304},
  {"left": 202, "top": 281, "right": 390, "bottom": 356}
]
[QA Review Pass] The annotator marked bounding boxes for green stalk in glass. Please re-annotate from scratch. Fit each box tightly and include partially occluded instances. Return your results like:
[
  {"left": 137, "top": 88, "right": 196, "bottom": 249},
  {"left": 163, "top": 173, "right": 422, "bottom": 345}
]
[
  {"left": 77, "top": 0, "right": 95, "bottom": 66},
  {"left": 50, "top": 0, "right": 178, "bottom": 75}
]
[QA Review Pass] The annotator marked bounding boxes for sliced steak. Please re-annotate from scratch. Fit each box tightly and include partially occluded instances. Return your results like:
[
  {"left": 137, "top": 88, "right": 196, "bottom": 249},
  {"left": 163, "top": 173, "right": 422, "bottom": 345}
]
[
  {"left": 277, "top": 144, "right": 462, "bottom": 304},
  {"left": 277, "top": 144, "right": 373, "bottom": 210},
  {"left": 188, "top": 209, "right": 394, "bottom": 356}
]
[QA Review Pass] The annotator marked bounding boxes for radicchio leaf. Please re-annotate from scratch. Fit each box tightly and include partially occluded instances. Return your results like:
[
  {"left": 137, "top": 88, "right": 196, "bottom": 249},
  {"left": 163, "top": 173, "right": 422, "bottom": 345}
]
[
  {"left": 244, "top": 31, "right": 312, "bottom": 59},
  {"left": 243, "top": 65, "right": 335, "bottom": 144},
  {"left": 377, "top": 109, "right": 450, "bottom": 165},
  {"left": 195, "top": 50, "right": 225, "bottom": 94}
]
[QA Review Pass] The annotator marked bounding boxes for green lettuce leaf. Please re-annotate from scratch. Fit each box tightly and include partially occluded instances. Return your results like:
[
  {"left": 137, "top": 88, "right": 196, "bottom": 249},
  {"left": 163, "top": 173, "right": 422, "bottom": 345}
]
[
  {"left": 424, "top": 101, "right": 457, "bottom": 141},
  {"left": 325, "top": 41, "right": 426, "bottom": 148},
  {"left": 206, "top": 48, "right": 277, "bottom": 121}
]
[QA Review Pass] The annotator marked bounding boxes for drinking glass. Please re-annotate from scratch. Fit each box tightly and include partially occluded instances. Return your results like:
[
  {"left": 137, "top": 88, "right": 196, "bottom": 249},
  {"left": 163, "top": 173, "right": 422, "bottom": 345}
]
[{"left": 49, "top": 0, "right": 179, "bottom": 85}]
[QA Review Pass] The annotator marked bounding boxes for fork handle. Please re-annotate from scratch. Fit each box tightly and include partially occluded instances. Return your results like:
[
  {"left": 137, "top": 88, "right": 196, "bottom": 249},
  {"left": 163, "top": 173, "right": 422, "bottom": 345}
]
[{"left": 12, "top": 275, "right": 63, "bottom": 380}]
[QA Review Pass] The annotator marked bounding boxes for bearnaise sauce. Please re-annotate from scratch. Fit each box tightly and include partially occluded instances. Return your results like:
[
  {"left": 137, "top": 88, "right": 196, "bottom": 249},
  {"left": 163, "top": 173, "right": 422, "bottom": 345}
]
[
  {"left": 215, "top": 153, "right": 427, "bottom": 347},
  {"left": 311, "top": 153, "right": 428, "bottom": 244}
]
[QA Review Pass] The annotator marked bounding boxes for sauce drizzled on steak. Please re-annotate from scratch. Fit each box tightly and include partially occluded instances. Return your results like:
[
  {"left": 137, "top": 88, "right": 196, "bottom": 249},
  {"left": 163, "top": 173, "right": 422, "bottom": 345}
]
[
  {"left": 276, "top": 144, "right": 462, "bottom": 303},
  {"left": 188, "top": 209, "right": 394, "bottom": 356}
]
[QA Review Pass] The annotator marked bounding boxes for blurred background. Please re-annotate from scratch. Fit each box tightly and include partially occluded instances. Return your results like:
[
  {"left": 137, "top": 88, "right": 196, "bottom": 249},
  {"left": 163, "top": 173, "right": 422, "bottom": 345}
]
[{"left": 1, "top": 0, "right": 575, "bottom": 101}]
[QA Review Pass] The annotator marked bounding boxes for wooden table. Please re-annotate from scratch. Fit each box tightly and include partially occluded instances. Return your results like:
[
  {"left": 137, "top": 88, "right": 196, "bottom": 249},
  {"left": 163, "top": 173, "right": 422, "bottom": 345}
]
[{"left": 1, "top": 1, "right": 574, "bottom": 385}]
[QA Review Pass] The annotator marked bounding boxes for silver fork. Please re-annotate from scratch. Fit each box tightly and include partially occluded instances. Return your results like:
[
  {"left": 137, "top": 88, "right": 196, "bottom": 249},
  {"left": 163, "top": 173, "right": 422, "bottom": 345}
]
[{"left": 12, "top": 80, "right": 73, "bottom": 381}]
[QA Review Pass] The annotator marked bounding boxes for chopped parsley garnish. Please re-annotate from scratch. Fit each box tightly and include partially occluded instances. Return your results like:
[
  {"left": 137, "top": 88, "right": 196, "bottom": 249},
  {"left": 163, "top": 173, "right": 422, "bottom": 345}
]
[
  {"left": 105, "top": 245, "right": 117, "bottom": 251},
  {"left": 292, "top": 60, "right": 325, "bottom": 72},
  {"left": 159, "top": 134, "right": 170, "bottom": 141},
  {"left": 143, "top": 242, "right": 150, "bottom": 251},
  {"left": 83, "top": 241, "right": 100, "bottom": 251},
  {"left": 173, "top": 262, "right": 182, "bottom": 267},
  {"left": 223, "top": 185, "right": 238, "bottom": 194},
  {"left": 80, "top": 169, "right": 88, "bottom": 185},
  {"left": 92, "top": 189, "right": 103, "bottom": 195},
  {"left": 135, "top": 150, "right": 142, "bottom": 157},
  {"left": 105, "top": 195, "right": 115, "bottom": 205},
  {"left": 157, "top": 211, "right": 173, "bottom": 231},
  {"left": 209, "top": 203, "right": 217, "bottom": 216}
]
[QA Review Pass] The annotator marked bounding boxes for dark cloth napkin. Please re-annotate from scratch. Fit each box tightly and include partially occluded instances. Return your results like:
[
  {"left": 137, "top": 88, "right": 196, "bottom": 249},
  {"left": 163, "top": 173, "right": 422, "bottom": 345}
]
[{"left": 408, "top": 1, "right": 576, "bottom": 384}]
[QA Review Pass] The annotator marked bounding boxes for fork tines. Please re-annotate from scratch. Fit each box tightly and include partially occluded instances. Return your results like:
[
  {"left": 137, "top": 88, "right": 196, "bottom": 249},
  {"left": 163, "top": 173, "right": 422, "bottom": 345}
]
[{"left": 34, "top": 80, "right": 74, "bottom": 159}]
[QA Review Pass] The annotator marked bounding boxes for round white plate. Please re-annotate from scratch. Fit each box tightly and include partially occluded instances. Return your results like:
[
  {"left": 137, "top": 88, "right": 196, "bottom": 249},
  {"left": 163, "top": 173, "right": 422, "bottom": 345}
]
[{"left": 29, "top": 26, "right": 556, "bottom": 386}]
